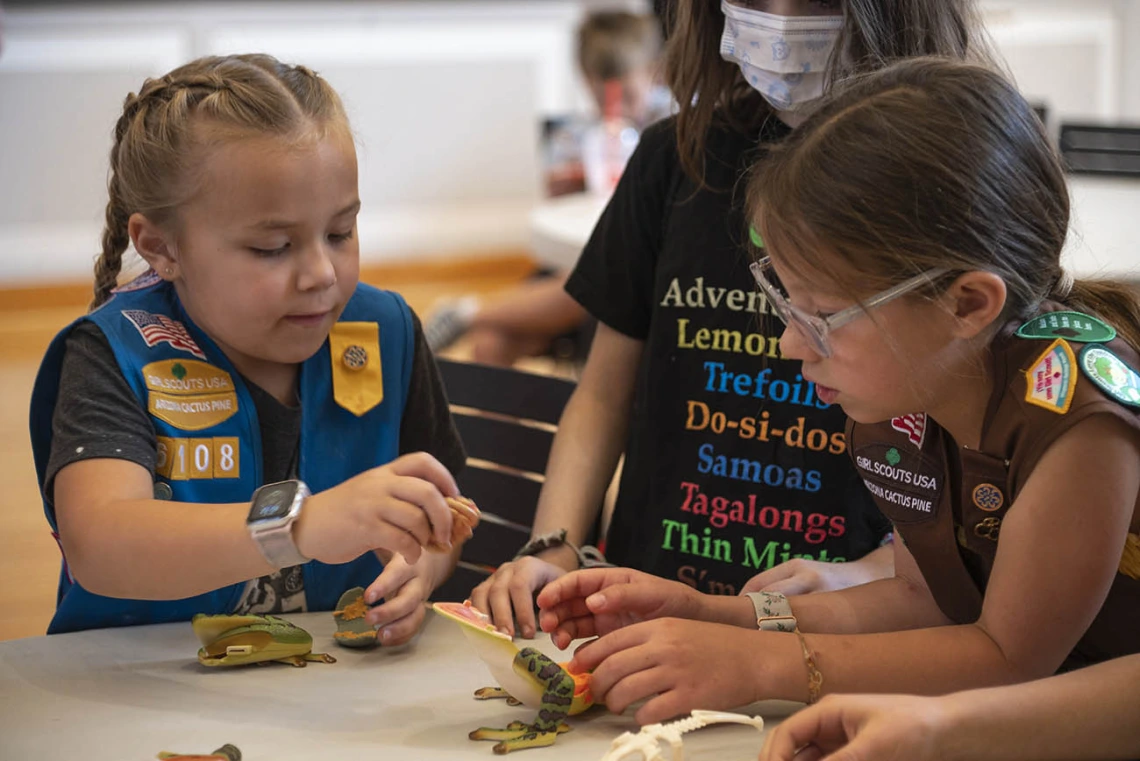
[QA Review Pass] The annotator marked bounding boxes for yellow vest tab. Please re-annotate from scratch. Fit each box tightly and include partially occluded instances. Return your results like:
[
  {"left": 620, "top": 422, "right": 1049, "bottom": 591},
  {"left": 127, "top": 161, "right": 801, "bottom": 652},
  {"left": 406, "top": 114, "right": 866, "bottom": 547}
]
[{"left": 329, "top": 322, "right": 383, "bottom": 417}]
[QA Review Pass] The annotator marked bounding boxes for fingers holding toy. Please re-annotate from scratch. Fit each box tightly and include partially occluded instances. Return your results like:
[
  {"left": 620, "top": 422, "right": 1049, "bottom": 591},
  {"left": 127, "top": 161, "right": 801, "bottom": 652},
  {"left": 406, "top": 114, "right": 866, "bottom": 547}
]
[
  {"left": 364, "top": 553, "right": 431, "bottom": 645},
  {"left": 536, "top": 567, "right": 702, "bottom": 649},
  {"left": 569, "top": 619, "right": 767, "bottom": 726},
  {"left": 438, "top": 495, "right": 480, "bottom": 550},
  {"left": 295, "top": 453, "right": 465, "bottom": 564},
  {"left": 469, "top": 555, "right": 568, "bottom": 638}
]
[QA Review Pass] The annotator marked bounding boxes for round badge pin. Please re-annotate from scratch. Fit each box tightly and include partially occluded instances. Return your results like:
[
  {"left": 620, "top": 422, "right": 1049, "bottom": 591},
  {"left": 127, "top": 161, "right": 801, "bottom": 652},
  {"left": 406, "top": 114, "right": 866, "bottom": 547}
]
[
  {"left": 342, "top": 344, "right": 368, "bottom": 371},
  {"left": 1016, "top": 311, "right": 1116, "bottom": 343},
  {"left": 971, "top": 483, "right": 1004, "bottom": 512},
  {"left": 1079, "top": 345, "right": 1140, "bottom": 407}
]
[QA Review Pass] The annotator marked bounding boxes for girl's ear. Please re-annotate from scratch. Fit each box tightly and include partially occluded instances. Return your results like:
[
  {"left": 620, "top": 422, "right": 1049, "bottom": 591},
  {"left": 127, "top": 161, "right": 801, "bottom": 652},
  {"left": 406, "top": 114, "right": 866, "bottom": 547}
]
[
  {"left": 128, "top": 213, "right": 178, "bottom": 280},
  {"left": 945, "top": 271, "right": 1007, "bottom": 339}
]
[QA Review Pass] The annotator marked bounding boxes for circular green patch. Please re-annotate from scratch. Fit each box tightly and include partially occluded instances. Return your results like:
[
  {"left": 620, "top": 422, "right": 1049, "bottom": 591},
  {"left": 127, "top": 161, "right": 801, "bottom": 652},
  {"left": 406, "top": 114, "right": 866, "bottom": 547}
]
[{"left": 1079, "top": 345, "right": 1140, "bottom": 407}]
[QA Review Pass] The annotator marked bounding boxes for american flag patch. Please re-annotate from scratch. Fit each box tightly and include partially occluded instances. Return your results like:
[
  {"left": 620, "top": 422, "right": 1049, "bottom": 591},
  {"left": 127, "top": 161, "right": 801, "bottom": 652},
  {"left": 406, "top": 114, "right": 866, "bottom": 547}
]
[
  {"left": 890, "top": 412, "right": 927, "bottom": 448},
  {"left": 121, "top": 310, "right": 206, "bottom": 359}
]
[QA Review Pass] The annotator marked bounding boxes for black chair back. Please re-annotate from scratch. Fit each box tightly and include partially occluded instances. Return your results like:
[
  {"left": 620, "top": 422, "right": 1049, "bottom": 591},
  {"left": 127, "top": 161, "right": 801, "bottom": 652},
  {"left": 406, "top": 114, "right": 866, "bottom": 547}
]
[{"left": 431, "top": 359, "right": 577, "bottom": 602}]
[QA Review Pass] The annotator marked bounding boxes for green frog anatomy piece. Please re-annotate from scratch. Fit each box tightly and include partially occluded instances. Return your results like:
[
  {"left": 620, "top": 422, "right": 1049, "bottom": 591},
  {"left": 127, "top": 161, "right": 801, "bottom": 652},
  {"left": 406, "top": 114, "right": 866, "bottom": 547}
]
[
  {"left": 192, "top": 613, "right": 336, "bottom": 667},
  {"left": 432, "top": 601, "right": 594, "bottom": 754}
]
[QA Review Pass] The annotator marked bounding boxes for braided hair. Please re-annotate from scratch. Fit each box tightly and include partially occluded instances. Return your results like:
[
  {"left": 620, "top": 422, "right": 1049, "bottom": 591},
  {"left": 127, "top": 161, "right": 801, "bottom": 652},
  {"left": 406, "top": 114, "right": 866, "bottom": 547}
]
[{"left": 92, "top": 54, "right": 348, "bottom": 309}]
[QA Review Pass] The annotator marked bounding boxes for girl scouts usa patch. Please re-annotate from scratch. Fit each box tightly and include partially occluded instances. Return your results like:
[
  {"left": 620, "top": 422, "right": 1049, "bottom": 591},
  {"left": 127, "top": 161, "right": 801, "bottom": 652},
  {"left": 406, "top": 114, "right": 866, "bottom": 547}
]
[
  {"left": 1080, "top": 345, "right": 1140, "bottom": 407},
  {"left": 1024, "top": 338, "right": 1076, "bottom": 414},
  {"left": 1016, "top": 310, "right": 1116, "bottom": 343}
]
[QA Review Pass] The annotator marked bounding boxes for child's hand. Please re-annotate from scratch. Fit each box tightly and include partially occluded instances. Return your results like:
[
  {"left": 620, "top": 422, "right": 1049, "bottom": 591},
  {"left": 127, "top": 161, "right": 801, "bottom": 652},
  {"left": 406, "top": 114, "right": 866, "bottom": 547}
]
[
  {"left": 361, "top": 552, "right": 435, "bottom": 646},
  {"left": 567, "top": 619, "right": 768, "bottom": 725},
  {"left": 758, "top": 694, "right": 948, "bottom": 761},
  {"left": 469, "top": 556, "right": 571, "bottom": 638},
  {"left": 741, "top": 546, "right": 893, "bottom": 596},
  {"left": 535, "top": 567, "right": 703, "bottom": 649},
  {"left": 741, "top": 558, "right": 847, "bottom": 596},
  {"left": 293, "top": 452, "right": 459, "bottom": 566}
]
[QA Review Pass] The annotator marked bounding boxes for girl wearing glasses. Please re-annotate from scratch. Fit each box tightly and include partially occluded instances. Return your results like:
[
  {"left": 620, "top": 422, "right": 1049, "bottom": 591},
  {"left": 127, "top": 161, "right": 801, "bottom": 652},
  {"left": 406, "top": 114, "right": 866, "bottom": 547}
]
[
  {"left": 471, "top": 0, "right": 997, "bottom": 640},
  {"left": 535, "top": 58, "right": 1140, "bottom": 729}
]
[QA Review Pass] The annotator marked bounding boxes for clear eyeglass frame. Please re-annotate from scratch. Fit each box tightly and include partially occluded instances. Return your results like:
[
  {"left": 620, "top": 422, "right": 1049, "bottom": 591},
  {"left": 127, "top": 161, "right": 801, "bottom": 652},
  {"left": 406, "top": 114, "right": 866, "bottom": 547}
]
[{"left": 749, "top": 256, "right": 949, "bottom": 358}]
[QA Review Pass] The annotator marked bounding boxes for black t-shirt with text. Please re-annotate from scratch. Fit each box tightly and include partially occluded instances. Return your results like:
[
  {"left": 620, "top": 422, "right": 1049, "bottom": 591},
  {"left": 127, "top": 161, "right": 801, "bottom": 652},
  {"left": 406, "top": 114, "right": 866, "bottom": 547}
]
[{"left": 566, "top": 116, "right": 889, "bottom": 595}]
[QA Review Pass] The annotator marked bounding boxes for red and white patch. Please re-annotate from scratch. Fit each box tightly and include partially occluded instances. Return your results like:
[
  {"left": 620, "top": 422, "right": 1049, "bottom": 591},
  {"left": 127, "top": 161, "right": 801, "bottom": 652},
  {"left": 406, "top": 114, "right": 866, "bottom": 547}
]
[
  {"left": 890, "top": 413, "right": 927, "bottom": 448},
  {"left": 121, "top": 309, "right": 206, "bottom": 359}
]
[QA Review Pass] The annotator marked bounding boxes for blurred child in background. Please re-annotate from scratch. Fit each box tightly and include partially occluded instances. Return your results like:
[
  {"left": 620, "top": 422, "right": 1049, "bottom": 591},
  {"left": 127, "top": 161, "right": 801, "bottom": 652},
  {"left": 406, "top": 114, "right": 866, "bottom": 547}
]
[{"left": 424, "top": 10, "right": 670, "bottom": 366}]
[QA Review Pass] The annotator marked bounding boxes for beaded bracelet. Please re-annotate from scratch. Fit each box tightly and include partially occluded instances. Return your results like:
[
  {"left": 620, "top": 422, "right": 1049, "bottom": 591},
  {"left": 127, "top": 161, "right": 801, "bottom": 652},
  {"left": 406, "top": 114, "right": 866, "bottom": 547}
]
[{"left": 513, "top": 529, "right": 612, "bottom": 568}]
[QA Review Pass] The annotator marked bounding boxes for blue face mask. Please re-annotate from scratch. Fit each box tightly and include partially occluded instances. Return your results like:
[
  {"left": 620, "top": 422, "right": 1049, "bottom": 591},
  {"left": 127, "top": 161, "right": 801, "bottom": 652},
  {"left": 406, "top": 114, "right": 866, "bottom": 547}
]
[{"left": 719, "top": 0, "right": 843, "bottom": 112}]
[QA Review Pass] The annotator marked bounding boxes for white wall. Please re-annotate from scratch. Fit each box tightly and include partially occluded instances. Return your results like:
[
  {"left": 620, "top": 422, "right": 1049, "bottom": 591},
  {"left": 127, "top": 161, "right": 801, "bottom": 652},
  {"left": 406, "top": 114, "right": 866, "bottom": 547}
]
[
  {"left": 0, "top": 0, "right": 1135, "bottom": 285},
  {"left": 0, "top": 0, "right": 646, "bottom": 284}
]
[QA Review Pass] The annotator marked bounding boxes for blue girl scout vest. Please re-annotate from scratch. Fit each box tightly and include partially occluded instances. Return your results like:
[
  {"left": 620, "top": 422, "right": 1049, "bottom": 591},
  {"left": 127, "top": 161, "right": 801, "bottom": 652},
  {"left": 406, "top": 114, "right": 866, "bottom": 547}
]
[
  {"left": 30, "top": 275, "right": 415, "bottom": 634},
  {"left": 848, "top": 303, "right": 1140, "bottom": 668}
]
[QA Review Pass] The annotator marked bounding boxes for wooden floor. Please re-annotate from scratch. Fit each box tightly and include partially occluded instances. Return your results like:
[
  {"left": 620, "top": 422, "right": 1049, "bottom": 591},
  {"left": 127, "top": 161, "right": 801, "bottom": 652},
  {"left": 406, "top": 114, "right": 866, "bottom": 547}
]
[{"left": 0, "top": 253, "right": 540, "bottom": 640}]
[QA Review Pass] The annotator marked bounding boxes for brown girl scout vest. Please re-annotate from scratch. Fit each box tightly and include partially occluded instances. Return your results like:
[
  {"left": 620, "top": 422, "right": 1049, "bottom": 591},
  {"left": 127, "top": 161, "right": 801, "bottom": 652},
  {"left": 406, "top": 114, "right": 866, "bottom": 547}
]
[{"left": 848, "top": 303, "right": 1140, "bottom": 668}]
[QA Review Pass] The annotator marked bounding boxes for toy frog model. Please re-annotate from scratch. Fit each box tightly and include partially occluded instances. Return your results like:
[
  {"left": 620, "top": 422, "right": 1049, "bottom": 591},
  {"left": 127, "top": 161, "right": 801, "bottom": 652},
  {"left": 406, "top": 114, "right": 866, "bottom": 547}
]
[
  {"left": 157, "top": 744, "right": 240, "bottom": 760},
  {"left": 192, "top": 613, "right": 335, "bottom": 667},
  {"left": 332, "top": 586, "right": 378, "bottom": 647},
  {"left": 433, "top": 601, "right": 594, "bottom": 754}
]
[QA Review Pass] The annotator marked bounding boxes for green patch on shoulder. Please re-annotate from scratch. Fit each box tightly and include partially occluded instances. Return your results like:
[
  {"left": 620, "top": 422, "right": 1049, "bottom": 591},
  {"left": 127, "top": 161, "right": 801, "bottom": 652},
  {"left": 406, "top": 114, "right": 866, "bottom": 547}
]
[
  {"left": 1016, "top": 311, "right": 1116, "bottom": 343},
  {"left": 1079, "top": 345, "right": 1140, "bottom": 408}
]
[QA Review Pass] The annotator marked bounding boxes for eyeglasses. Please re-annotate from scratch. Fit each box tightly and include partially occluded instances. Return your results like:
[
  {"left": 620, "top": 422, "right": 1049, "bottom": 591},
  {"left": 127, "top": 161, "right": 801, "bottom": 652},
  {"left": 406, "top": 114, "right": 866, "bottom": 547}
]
[{"left": 749, "top": 256, "right": 949, "bottom": 357}]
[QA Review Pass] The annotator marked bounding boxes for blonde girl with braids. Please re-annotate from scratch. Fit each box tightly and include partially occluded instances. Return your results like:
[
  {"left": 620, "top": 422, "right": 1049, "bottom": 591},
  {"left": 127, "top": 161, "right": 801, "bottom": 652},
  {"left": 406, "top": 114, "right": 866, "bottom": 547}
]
[
  {"left": 30, "top": 54, "right": 475, "bottom": 636},
  {"left": 535, "top": 58, "right": 1140, "bottom": 725}
]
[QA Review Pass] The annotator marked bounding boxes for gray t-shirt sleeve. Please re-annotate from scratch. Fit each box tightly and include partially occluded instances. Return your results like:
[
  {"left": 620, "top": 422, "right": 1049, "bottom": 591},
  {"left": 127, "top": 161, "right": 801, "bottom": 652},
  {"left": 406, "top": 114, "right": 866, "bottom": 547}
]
[
  {"left": 45, "top": 321, "right": 157, "bottom": 502},
  {"left": 398, "top": 311, "right": 467, "bottom": 476}
]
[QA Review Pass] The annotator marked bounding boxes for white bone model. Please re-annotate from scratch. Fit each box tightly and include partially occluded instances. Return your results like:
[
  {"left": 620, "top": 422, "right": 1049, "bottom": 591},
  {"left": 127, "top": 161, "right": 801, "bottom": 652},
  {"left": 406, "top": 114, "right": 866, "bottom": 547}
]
[{"left": 600, "top": 709, "right": 766, "bottom": 761}]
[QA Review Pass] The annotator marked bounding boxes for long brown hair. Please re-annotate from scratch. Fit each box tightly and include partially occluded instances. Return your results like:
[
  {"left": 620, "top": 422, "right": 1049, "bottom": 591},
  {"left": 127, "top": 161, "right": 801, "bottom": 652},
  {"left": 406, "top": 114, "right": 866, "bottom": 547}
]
[
  {"left": 747, "top": 57, "right": 1140, "bottom": 353},
  {"left": 662, "top": 0, "right": 993, "bottom": 185},
  {"left": 92, "top": 54, "right": 349, "bottom": 309}
]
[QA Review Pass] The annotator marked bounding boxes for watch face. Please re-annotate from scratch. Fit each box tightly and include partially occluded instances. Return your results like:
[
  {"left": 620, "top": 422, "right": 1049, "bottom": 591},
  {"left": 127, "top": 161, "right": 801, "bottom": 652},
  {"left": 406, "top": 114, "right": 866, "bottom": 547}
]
[{"left": 248, "top": 483, "right": 296, "bottom": 523}]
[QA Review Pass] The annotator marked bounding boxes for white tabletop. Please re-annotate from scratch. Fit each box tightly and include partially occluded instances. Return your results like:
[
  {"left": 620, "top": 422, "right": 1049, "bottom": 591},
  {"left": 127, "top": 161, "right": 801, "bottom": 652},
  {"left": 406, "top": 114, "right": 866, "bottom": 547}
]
[
  {"left": 0, "top": 609, "right": 797, "bottom": 761},
  {"left": 529, "top": 177, "right": 1140, "bottom": 281}
]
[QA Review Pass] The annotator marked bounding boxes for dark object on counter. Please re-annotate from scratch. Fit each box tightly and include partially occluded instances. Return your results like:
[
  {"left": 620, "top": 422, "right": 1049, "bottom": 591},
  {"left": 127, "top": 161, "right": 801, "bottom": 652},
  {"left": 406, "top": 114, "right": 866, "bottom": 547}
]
[{"left": 1060, "top": 123, "right": 1140, "bottom": 178}]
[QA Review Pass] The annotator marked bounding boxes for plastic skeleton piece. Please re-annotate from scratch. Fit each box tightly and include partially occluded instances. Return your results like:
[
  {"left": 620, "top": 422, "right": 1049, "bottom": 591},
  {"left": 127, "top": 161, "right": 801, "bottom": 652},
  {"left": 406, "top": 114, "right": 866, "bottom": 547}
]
[
  {"left": 432, "top": 601, "right": 594, "bottom": 754},
  {"left": 601, "top": 710, "right": 766, "bottom": 761},
  {"left": 192, "top": 613, "right": 336, "bottom": 667}
]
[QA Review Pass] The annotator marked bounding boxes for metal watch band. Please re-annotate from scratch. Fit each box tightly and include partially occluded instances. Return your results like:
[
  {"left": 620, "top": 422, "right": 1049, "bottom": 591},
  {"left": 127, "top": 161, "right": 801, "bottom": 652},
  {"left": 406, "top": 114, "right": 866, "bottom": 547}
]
[
  {"left": 254, "top": 523, "right": 309, "bottom": 569},
  {"left": 744, "top": 591, "right": 798, "bottom": 632},
  {"left": 250, "top": 481, "right": 310, "bottom": 569}
]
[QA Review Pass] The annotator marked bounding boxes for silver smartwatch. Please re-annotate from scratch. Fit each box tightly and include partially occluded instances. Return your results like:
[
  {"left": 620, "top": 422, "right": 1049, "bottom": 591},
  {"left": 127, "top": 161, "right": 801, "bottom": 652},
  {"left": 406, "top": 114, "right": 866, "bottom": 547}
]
[{"left": 246, "top": 479, "right": 310, "bottom": 569}]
